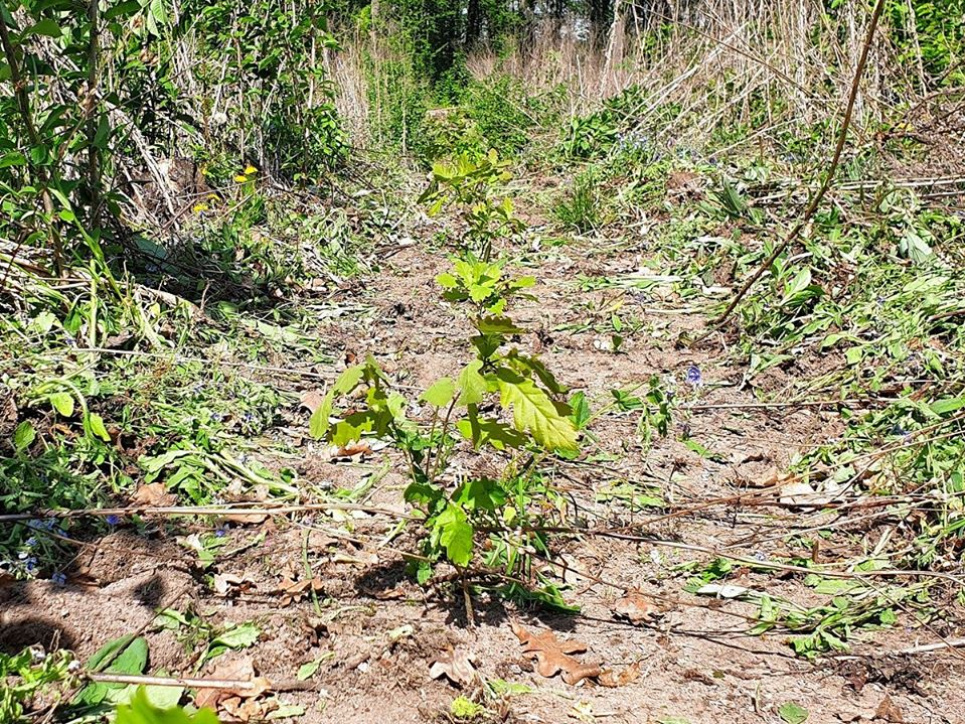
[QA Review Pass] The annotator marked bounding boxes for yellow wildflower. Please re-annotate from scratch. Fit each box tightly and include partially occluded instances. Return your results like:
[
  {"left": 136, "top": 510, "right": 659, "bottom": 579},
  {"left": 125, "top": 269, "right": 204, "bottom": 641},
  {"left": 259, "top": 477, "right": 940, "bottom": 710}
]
[
  {"left": 244, "top": 165, "right": 258, "bottom": 175},
  {"left": 192, "top": 203, "right": 209, "bottom": 214},
  {"left": 234, "top": 174, "right": 248, "bottom": 183}
]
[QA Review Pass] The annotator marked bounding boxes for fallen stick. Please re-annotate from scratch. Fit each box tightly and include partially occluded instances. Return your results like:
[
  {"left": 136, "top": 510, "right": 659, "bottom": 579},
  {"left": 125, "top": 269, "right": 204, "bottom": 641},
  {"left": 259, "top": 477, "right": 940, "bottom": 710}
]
[
  {"left": 0, "top": 502, "right": 413, "bottom": 524},
  {"left": 87, "top": 672, "right": 315, "bottom": 692}
]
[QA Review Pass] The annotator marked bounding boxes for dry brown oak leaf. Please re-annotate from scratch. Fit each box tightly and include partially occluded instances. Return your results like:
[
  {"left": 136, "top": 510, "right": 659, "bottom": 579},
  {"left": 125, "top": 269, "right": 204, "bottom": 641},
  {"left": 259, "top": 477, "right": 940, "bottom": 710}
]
[
  {"left": 194, "top": 655, "right": 271, "bottom": 713},
  {"left": 612, "top": 592, "right": 653, "bottom": 625},
  {"left": 511, "top": 621, "right": 602, "bottom": 686}
]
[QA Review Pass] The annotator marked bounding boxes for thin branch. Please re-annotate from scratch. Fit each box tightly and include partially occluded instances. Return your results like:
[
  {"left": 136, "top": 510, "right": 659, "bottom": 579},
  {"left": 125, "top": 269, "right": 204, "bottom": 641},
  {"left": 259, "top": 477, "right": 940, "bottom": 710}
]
[
  {"left": 0, "top": 502, "right": 413, "bottom": 524},
  {"left": 87, "top": 673, "right": 315, "bottom": 692},
  {"left": 713, "top": 0, "right": 887, "bottom": 326}
]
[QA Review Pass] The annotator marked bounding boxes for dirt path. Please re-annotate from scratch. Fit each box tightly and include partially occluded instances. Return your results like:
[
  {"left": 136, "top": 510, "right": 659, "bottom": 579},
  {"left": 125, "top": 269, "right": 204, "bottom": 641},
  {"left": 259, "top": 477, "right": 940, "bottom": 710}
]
[{"left": 3, "top": 179, "right": 963, "bottom": 724}]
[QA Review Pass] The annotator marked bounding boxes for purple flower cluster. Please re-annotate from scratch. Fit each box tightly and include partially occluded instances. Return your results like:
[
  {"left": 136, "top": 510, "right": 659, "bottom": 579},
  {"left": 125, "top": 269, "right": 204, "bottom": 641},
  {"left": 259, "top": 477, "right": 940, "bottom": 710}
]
[{"left": 685, "top": 365, "right": 702, "bottom": 387}]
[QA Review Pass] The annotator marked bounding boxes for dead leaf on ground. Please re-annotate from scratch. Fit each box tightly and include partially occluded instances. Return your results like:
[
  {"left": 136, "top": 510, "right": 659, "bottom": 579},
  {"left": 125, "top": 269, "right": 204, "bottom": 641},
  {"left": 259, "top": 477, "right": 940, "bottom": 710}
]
[
  {"left": 194, "top": 655, "right": 272, "bottom": 714},
  {"left": 299, "top": 390, "right": 325, "bottom": 413},
  {"left": 512, "top": 621, "right": 603, "bottom": 686},
  {"left": 219, "top": 696, "right": 263, "bottom": 723},
  {"left": 612, "top": 591, "right": 653, "bottom": 625},
  {"left": 429, "top": 647, "right": 477, "bottom": 687},
  {"left": 213, "top": 573, "right": 257, "bottom": 597},
  {"left": 332, "top": 441, "right": 371, "bottom": 459},
  {"left": 598, "top": 662, "right": 642, "bottom": 688},
  {"left": 131, "top": 482, "right": 176, "bottom": 507},
  {"left": 875, "top": 695, "right": 904, "bottom": 723},
  {"left": 275, "top": 570, "right": 324, "bottom": 607}
]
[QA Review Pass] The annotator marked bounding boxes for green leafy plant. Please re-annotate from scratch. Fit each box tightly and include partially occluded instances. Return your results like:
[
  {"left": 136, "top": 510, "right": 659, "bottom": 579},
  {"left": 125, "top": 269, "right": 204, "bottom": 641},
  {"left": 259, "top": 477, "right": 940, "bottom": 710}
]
[
  {"left": 309, "top": 259, "right": 578, "bottom": 580},
  {"left": 0, "top": 647, "right": 75, "bottom": 723},
  {"left": 563, "top": 113, "right": 619, "bottom": 159},
  {"left": 419, "top": 151, "right": 524, "bottom": 261},
  {"left": 153, "top": 609, "right": 260, "bottom": 670},
  {"left": 116, "top": 687, "right": 219, "bottom": 724},
  {"left": 554, "top": 170, "right": 603, "bottom": 233}
]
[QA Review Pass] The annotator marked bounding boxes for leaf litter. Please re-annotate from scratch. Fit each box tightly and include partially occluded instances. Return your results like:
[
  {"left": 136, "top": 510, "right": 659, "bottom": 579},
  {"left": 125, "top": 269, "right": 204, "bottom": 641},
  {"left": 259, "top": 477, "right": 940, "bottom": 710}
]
[
  {"left": 512, "top": 621, "right": 638, "bottom": 687},
  {"left": 429, "top": 647, "right": 478, "bottom": 687}
]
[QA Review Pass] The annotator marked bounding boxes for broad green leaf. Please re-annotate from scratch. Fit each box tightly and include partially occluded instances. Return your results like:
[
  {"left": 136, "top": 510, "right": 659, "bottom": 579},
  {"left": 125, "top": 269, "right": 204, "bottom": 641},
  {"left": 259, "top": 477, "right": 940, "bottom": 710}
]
[
  {"left": 116, "top": 687, "right": 219, "bottom": 724},
  {"left": 511, "top": 353, "right": 568, "bottom": 395},
  {"left": 48, "top": 392, "right": 74, "bottom": 417},
  {"left": 87, "top": 413, "right": 111, "bottom": 442},
  {"left": 14, "top": 421, "right": 35, "bottom": 452},
  {"left": 331, "top": 412, "right": 376, "bottom": 447},
  {"left": 211, "top": 622, "right": 259, "bottom": 649},
  {"left": 297, "top": 657, "right": 325, "bottom": 681},
  {"left": 146, "top": 0, "right": 168, "bottom": 34},
  {"left": 0, "top": 151, "right": 26, "bottom": 168},
  {"left": 453, "top": 479, "right": 504, "bottom": 513},
  {"left": 456, "top": 360, "right": 487, "bottom": 406},
  {"left": 421, "top": 377, "right": 455, "bottom": 407},
  {"left": 106, "top": 1, "right": 143, "bottom": 19},
  {"left": 456, "top": 415, "right": 527, "bottom": 451},
  {"left": 25, "top": 18, "right": 63, "bottom": 37},
  {"left": 78, "top": 637, "right": 149, "bottom": 705},
  {"left": 109, "top": 637, "right": 149, "bottom": 675},
  {"left": 139, "top": 680, "right": 185, "bottom": 710},
  {"left": 495, "top": 369, "right": 578, "bottom": 452},
  {"left": 333, "top": 364, "right": 366, "bottom": 394},
  {"left": 267, "top": 704, "right": 305, "bottom": 719},
  {"left": 569, "top": 392, "right": 590, "bottom": 430},
  {"left": 86, "top": 634, "right": 137, "bottom": 672},
  {"left": 308, "top": 390, "right": 334, "bottom": 440},
  {"left": 778, "top": 702, "right": 809, "bottom": 724},
  {"left": 435, "top": 504, "right": 473, "bottom": 567},
  {"left": 474, "top": 316, "right": 525, "bottom": 335},
  {"left": 468, "top": 283, "right": 493, "bottom": 303},
  {"left": 931, "top": 397, "right": 965, "bottom": 415},
  {"left": 436, "top": 272, "right": 458, "bottom": 289},
  {"left": 899, "top": 228, "right": 933, "bottom": 264}
]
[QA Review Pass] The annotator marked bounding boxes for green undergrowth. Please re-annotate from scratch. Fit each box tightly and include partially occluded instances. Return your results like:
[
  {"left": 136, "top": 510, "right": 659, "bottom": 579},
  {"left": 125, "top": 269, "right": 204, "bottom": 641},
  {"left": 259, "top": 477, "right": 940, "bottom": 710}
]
[{"left": 0, "top": 169, "right": 404, "bottom": 582}]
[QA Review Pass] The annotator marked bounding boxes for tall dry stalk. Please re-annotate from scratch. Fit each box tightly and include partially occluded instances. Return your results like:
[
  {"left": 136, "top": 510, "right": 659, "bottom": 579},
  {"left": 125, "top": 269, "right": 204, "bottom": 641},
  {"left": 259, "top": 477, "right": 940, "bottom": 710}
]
[{"left": 463, "top": 0, "right": 916, "bottom": 143}]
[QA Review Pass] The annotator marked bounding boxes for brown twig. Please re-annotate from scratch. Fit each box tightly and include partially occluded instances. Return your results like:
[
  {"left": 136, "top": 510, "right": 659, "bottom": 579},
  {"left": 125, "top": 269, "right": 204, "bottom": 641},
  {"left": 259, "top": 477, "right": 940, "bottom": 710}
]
[
  {"left": 0, "top": 502, "right": 413, "bottom": 524},
  {"left": 713, "top": 0, "right": 887, "bottom": 326},
  {"left": 86, "top": 672, "right": 316, "bottom": 692}
]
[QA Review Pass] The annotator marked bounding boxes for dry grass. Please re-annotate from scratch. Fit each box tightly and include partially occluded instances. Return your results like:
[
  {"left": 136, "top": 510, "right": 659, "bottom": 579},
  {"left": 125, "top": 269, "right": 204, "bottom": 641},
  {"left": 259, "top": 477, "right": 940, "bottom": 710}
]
[
  {"left": 325, "top": 0, "right": 940, "bottom": 153},
  {"left": 459, "top": 0, "right": 924, "bottom": 143}
]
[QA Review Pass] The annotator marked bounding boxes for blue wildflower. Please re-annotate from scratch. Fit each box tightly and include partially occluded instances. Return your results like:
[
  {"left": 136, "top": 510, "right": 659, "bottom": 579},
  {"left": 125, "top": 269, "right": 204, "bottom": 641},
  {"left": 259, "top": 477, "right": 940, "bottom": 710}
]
[
  {"left": 242, "top": 412, "right": 254, "bottom": 423},
  {"left": 24, "top": 557, "right": 37, "bottom": 572},
  {"left": 215, "top": 526, "right": 227, "bottom": 538},
  {"left": 211, "top": 412, "right": 223, "bottom": 422},
  {"left": 106, "top": 514, "right": 121, "bottom": 526},
  {"left": 686, "top": 365, "right": 702, "bottom": 386},
  {"left": 51, "top": 572, "right": 67, "bottom": 586},
  {"left": 25, "top": 537, "right": 37, "bottom": 548}
]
